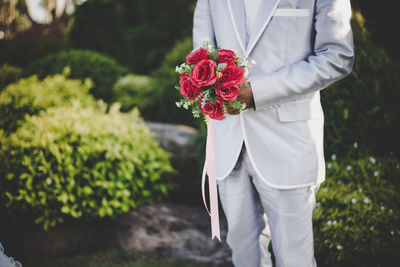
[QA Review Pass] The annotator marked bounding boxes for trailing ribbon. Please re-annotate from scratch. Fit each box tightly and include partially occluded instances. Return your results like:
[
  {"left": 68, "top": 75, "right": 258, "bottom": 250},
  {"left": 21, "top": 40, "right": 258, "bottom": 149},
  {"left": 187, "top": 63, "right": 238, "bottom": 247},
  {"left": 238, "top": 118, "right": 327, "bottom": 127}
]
[{"left": 201, "top": 117, "right": 221, "bottom": 241}]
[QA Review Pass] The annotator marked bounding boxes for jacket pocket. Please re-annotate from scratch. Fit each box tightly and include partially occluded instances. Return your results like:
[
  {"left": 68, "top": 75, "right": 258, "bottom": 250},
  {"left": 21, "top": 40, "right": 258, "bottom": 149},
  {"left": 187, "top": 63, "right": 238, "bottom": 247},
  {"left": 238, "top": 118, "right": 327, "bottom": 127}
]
[
  {"left": 276, "top": 99, "right": 323, "bottom": 122},
  {"left": 273, "top": 8, "right": 310, "bottom": 17}
]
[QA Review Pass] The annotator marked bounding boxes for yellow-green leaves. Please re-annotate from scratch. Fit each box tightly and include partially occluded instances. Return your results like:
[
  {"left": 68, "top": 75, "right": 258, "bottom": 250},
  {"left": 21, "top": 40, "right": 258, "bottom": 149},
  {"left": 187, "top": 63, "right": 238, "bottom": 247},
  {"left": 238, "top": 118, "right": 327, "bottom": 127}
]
[{"left": 0, "top": 85, "right": 174, "bottom": 231}]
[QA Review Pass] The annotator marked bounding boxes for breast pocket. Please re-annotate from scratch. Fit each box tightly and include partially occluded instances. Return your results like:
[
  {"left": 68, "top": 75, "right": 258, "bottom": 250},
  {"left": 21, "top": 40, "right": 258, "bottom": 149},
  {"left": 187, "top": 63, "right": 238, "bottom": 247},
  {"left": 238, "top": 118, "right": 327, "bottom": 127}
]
[{"left": 273, "top": 8, "right": 310, "bottom": 17}]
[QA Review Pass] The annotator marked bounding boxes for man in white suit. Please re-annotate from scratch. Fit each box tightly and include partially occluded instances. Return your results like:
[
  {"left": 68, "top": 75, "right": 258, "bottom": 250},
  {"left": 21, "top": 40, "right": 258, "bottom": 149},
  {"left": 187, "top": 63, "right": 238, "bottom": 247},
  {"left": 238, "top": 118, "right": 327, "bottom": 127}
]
[{"left": 193, "top": 0, "right": 354, "bottom": 266}]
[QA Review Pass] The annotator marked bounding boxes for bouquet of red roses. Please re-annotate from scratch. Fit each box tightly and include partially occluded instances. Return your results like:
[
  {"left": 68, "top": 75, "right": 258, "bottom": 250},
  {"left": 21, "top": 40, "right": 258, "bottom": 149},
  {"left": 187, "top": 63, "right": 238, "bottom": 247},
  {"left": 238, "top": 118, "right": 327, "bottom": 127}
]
[{"left": 175, "top": 40, "right": 250, "bottom": 120}]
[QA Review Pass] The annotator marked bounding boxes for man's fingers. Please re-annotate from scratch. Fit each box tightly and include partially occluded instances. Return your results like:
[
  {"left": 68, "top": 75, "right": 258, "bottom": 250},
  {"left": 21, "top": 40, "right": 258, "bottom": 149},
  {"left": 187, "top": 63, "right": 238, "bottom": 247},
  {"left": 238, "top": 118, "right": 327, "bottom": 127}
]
[{"left": 226, "top": 106, "right": 240, "bottom": 115}]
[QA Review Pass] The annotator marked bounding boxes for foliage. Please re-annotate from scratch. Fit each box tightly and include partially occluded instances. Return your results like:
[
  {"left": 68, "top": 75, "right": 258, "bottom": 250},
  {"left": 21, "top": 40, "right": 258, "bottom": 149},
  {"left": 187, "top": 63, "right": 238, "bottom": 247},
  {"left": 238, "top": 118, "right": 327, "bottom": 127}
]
[
  {"left": 0, "top": 37, "right": 70, "bottom": 68},
  {"left": 24, "top": 49, "right": 129, "bottom": 102},
  {"left": 314, "top": 146, "right": 400, "bottom": 266},
  {"left": 69, "top": 0, "right": 196, "bottom": 73},
  {"left": 0, "top": 63, "right": 22, "bottom": 91},
  {"left": 112, "top": 74, "right": 155, "bottom": 112},
  {"left": 0, "top": 69, "right": 95, "bottom": 133},
  {"left": 321, "top": 11, "right": 400, "bottom": 158},
  {"left": 0, "top": 101, "right": 175, "bottom": 230},
  {"left": 145, "top": 37, "right": 198, "bottom": 126}
]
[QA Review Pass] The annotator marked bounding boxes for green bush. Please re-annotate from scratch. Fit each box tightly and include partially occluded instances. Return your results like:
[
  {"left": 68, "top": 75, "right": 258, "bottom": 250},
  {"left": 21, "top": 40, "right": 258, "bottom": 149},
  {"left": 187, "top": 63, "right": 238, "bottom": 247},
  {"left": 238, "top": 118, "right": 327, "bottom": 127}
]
[
  {"left": 322, "top": 11, "right": 400, "bottom": 158},
  {"left": 314, "top": 147, "right": 400, "bottom": 266},
  {"left": 146, "top": 37, "right": 197, "bottom": 126},
  {"left": 0, "top": 101, "right": 175, "bottom": 230},
  {"left": 70, "top": 0, "right": 195, "bottom": 73},
  {"left": 0, "top": 37, "right": 70, "bottom": 68},
  {"left": 24, "top": 49, "right": 129, "bottom": 102},
  {"left": 0, "top": 64, "right": 22, "bottom": 91},
  {"left": 0, "top": 69, "right": 95, "bottom": 133},
  {"left": 112, "top": 74, "right": 155, "bottom": 112}
]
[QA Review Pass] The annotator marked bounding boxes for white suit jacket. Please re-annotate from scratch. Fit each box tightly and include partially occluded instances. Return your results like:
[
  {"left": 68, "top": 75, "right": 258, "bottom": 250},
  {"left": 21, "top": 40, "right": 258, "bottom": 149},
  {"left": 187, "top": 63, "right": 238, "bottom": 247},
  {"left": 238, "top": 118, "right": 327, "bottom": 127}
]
[{"left": 193, "top": 0, "right": 355, "bottom": 188}]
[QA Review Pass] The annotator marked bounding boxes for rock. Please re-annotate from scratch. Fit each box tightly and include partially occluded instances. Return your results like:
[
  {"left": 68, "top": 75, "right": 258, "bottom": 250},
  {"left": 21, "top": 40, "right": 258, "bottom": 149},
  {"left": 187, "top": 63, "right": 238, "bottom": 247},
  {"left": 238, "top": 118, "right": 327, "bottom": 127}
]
[
  {"left": 114, "top": 202, "right": 232, "bottom": 266},
  {"left": 146, "top": 122, "right": 198, "bottom": 152},
  {"left": 0, "top": 242, "right": 22, "bottom": 267}
]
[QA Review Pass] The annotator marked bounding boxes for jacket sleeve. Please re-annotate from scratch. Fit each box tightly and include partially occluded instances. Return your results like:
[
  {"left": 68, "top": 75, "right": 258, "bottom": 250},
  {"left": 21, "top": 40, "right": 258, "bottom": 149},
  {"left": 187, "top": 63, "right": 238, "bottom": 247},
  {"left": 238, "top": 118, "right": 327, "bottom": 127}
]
[
  {"left": 193, "top": 0, "right": 216, "bottom": 50},
  {"left": 251, "top": 0, "right": 355, "bottom": 111}
]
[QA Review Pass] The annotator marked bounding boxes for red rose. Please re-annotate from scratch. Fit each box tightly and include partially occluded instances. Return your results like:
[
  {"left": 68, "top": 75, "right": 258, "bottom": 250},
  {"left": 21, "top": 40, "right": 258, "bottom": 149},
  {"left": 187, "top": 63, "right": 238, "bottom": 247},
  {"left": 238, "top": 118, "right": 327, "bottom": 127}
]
[
  {"left": 218, "top": 49, "right": 236, "bottom": 64},
  {"left": 186, "top": 47, "right": 209, "bottom": 65},
  {"left": 198, "top": 97, "right": 225, "bottom": 120},
  {"left": 190, "top": 59, "right": 218, "bottom": 88},
  {"left": 179, "top": 73, "right": 199, "bottom": 100},
  {"left": 215, "top": 83, "right": 239, "bottom": 101},
  {"left": 217, "top": 64, "right": 246, "bottom": 86}
]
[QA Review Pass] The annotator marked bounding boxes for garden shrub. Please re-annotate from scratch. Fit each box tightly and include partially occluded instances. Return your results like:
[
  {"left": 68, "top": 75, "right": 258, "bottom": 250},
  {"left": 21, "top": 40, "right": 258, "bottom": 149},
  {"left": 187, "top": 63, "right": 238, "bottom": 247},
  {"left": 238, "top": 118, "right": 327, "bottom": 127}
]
[
  {"left": 0, "top": 37, "right": 70, "bottom": 68},
  {"left": 24, "top": 49, "right": 129, "bottom": 102},
  {"left": 112, "top": 74, "right": 155, "bottom": 112},
  {"left": 146, "top": 37, "right": 197, "bottom": 126},
  {"left": 314, "top": 146, "right": 400, "bottom": 266},
  {"left": 0, "top": 64, "right": 22, "bottom": 92},
  {"left": 70, "top": 0, "right": 195, "bottom": 73},
  {"left": 321, "top": 11, "right": 400, "bottom": 158},
  {"left": 0, "top": 101, "right": 175, "bottom": 230},
  {"left": 0, "top": 69, "right": 95, "bottom": 133}
]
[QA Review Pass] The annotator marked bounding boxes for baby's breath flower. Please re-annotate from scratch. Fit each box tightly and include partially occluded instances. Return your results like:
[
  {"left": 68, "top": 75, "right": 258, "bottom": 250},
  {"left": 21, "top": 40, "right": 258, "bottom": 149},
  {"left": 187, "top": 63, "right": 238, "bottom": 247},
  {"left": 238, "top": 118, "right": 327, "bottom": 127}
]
[
  {"left": 327, "top": 163, "right": 332, "bottom": 169},
  {"left": 353, "top": 142, "right": 358, "bottom": 148},
  {"left": 351, "top": 198, "right": 357, "bottom": 204},
  {"left": 336, "top": 245, "right": 343, "bottom": 250},
  {"left": 369, "top": 156, "right": 376, "bottom": 164},
  {"left": 381, "top": 206, "right": 385, "bottom": 210},
  {"left": 331, "top": 154, "right": 336, "bottom": 160},
  {"left": 346, "top": 165, "right": 352, "bottom": 171},
  {"left": 374, "top": 171, "right": 379, "bottom": 177},
  {"left": 364, "top": 197, "right": 369, "bottom": 204}
]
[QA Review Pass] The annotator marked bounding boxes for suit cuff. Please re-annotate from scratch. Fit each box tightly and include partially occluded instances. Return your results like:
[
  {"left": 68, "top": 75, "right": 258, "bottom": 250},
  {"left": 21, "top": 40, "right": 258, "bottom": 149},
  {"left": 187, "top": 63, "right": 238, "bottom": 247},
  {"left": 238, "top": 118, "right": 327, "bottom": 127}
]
[{"left": 250, "top": 75, "right": 279, "bottom": 111}]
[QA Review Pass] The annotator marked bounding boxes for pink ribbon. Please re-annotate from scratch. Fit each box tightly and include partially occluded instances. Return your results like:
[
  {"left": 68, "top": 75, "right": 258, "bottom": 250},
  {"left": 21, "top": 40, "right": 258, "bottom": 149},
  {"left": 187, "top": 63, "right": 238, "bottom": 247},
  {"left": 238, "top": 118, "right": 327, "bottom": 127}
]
[{"left": 201, "top": 117, "right": 221, "bottom": 241}]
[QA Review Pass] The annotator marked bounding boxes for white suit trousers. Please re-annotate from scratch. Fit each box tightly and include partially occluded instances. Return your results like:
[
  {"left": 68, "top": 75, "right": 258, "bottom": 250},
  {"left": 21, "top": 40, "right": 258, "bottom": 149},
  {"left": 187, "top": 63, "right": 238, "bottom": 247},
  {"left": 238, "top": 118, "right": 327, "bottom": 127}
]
[{"left": 217, "top": 144, "right": 318, "bottom": 267}]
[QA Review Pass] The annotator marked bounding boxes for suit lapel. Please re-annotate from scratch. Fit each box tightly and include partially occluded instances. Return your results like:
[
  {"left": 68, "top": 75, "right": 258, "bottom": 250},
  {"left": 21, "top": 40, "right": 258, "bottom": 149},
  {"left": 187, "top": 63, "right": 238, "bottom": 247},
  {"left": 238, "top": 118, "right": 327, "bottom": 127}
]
[
  {"left": 226, "top": 0, "right": 247, "bottom": 55},
  {"left": 246, "top": 0, "right": 281, "bottom": 55}
]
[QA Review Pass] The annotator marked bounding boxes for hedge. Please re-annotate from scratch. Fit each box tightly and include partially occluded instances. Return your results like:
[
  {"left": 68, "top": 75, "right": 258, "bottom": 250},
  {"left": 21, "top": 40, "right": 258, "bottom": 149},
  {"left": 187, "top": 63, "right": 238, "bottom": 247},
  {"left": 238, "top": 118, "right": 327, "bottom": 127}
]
[
  {"left": 0, "top": 64, "right": 22, "bottom": 92},
  {"left": 314, "top": 147, "right": 400, "bottom": 266},
  {"left": 0, "top": 69, "right": 95, "bottom": 133},
  {"left": 24, "top": 49, "right": 129, "bottom": 102},
  {"left": 112, "top": 74, "right": 155, "bottom": 112},
  {"left": 0, "top": 101, "right": 175, "bottom": 230}
]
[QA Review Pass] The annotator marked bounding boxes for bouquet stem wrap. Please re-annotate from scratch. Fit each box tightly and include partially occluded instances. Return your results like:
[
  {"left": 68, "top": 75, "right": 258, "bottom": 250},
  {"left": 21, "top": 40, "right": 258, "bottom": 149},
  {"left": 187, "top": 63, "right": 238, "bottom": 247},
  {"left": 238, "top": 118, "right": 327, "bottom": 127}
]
[{"left": 201, "top": 117, "right": 221, "bottom": 241}]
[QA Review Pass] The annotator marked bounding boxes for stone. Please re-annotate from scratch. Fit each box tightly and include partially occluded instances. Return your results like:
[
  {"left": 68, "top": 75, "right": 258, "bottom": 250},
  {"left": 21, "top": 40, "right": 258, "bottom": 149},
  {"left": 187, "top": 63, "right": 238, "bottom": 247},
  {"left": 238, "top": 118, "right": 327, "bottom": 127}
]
[
  {"left": 114, "top": 202, "right": 232, "bottom": 266},
  {"left": 0, "top": 242, "right": 22, "bottom": 267}
]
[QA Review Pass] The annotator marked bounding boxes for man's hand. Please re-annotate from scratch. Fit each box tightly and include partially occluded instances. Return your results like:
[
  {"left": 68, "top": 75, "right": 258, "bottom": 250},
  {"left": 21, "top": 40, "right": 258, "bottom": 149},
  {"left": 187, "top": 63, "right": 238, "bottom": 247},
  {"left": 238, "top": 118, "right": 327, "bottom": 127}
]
[{"left": 226, "top": 82, "right": 255, "bottom": 115}]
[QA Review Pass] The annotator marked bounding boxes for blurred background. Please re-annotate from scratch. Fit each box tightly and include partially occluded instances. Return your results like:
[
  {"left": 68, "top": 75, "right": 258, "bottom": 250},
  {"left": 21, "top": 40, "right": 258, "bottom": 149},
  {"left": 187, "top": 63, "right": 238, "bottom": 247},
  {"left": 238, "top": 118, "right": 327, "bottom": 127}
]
[{"left": 0, "top": 0, "right": 399, "bottom": 266}]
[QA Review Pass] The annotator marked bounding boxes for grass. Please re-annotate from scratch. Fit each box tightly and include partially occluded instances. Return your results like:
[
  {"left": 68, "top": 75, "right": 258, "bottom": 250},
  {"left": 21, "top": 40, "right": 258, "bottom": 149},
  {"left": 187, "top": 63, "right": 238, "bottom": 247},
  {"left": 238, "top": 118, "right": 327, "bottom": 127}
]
[{"left": 22, "top": 248, "right": 209, "bottom": 267}]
